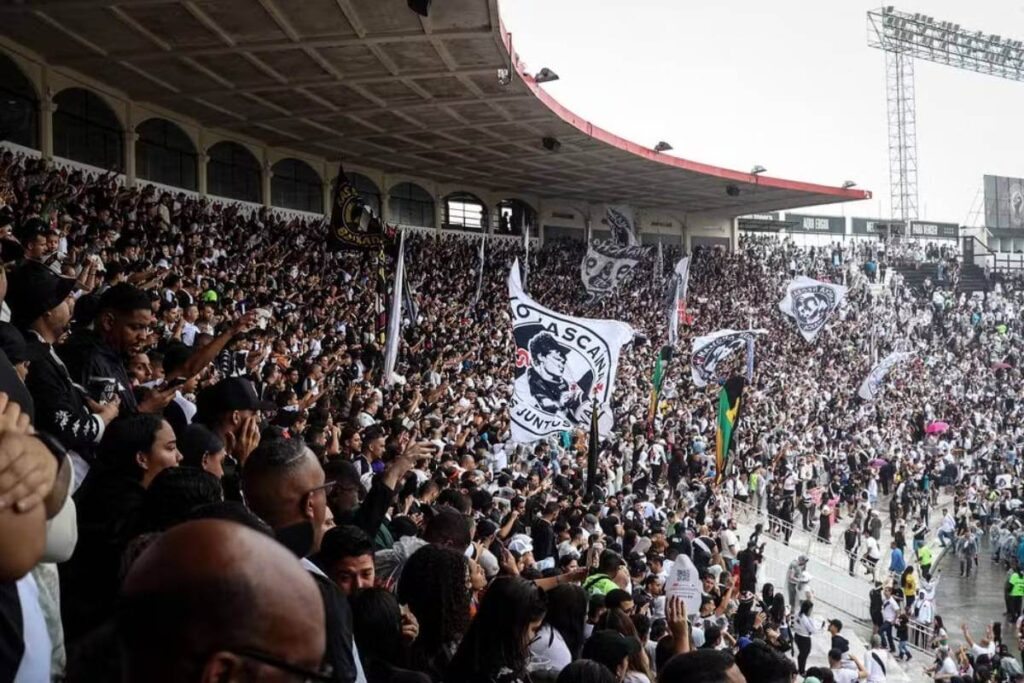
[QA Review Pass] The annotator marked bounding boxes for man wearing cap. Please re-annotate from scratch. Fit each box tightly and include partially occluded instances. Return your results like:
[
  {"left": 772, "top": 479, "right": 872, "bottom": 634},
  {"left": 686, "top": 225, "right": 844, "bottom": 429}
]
[
  {"left": 15, "top": 217, "right": 54, "bottom": 265},
  {"left": 7, "top": 261, "right": 119, "bottom": 473},
  {"left": 195, "top": 376, "right": 272, "bottom": 498}
]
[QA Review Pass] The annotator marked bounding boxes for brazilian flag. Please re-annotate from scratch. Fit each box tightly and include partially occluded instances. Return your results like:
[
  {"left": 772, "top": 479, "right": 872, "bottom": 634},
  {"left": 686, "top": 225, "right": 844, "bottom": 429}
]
[
  {"left": 646, "top": 345, "right": 673, "bottom": 426},
  {"left": 715, "top": 375, "right": 745, "bottom": 484}
]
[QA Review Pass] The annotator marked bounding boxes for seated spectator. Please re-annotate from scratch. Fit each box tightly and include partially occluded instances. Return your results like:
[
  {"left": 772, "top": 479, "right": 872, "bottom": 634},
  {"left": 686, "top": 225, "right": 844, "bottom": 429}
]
[{"left": 177, "top": 423, "right": 228, "bottom": 480}]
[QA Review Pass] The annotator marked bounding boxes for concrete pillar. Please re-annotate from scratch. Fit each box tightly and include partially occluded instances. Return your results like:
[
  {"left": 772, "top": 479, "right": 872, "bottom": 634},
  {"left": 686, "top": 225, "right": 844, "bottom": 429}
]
[
  {"left": 39, "top": 95, "right": 55, "bottom": 161},
  {"left": 323, "top": 181, "right": 333, "bottom": 218},
  {"left": 381, "top": 190, "right": 392, "bottom": 224},
  {"left": 261, "top": 159, "right": 273, "bottom": 208},
  {"left": 124, "top": 129, "right": 138, "bottom": 187},
  {"left": 433, "top": 193, "right": 444, "bottom": 231},
  {"left": 197, "top": 151, "right": 209, "bottom": 196}
]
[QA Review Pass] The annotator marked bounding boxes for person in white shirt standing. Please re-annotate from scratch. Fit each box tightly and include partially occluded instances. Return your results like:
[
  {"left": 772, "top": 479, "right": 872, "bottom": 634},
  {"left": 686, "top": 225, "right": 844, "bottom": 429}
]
[{"left": 865, "top": 634, "right": 889, "bottom": 683}]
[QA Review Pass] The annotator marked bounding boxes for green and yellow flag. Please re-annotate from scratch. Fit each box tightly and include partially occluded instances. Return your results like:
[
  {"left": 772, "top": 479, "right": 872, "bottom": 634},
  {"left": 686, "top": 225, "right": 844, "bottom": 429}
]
[{"left": 715, "top": 375, "right": 745, "bottom": 484}]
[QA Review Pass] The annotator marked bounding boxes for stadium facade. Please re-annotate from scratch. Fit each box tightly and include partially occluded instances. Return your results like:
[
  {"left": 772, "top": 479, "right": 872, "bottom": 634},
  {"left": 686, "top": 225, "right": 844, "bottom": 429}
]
[{"left": 0, "top": 0, "right": 868, "bottom": 251}]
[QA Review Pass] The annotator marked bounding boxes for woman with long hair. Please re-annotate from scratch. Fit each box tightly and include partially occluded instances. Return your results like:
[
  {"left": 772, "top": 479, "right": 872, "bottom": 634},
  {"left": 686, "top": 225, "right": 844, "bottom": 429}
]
[
  {"left": 62, "top": 414, "right": 181, "bottom": 642},
  {"left": 398, "top": 545, "right": 472, "bottom": 681},
  {"left": 595, "top": 608, "right": 655, "bottom": 683},
  {"left": 351, "top": 587, "right": 430, "bottom": 683},
  {"left": 791, "top": 599, "right": 821, "bottom": 675},
  {"left": 529, "top": 584, "right": 587, "bottom": 674},
  {"left": 447, "top": 576, "right": 547, "bottom": 683}
]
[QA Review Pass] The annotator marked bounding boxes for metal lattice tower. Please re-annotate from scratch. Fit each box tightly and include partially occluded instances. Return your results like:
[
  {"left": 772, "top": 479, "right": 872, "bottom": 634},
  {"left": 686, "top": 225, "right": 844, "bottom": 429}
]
[
  {"left": 885, "top": 48, "right": 918, "bottom": 225},
  {"left": 868, "top": 7, "right": 1024, "bottom": 224}
]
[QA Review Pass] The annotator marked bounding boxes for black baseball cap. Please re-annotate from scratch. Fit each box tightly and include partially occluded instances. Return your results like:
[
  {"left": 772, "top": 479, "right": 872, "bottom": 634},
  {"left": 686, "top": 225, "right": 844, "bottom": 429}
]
[
  {"left": 196, "top": 377, "right": 275, "bottom": 421},
  {"left": 6, "top": 261, "right": 76, "bottom": 329},
  {"left": 0, "top": 322, "right": 44, "bottom": 365},
  {"left": 581, "top": 630, "right": 640, "bottom": 672}
]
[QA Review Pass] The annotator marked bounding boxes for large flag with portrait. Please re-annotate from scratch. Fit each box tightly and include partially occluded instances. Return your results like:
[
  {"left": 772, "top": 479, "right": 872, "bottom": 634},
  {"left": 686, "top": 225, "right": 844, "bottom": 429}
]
[
  {"left": 691, "top": 328, "right": 766, "bottom": 387},
  {"left": 581, "top": 240, "right": 651, "bottom": 299},
  {"left": 858, "top": 351, "right": 913, "bottom": 401},
  {"left": 604, "top": 204, "right": 639, "bottom": 246},
  {"left": 779, "top": 276, "right": 848, "bottom": 342},
  {"left": 509, "top": 260, "right": 635, "bottom": 443}
]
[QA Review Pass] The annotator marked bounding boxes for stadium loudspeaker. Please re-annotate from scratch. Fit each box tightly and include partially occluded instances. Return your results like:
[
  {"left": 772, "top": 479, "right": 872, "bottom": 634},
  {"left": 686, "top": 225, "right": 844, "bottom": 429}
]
[
  {"left": 407, "top": 0, "right": 430, "bottom": 17},
  {"left": 726, "top": 184, "right": 741, "bottom": 197},
  {"left": 542, "top": 137, "right": 561, "bottom": 152}
]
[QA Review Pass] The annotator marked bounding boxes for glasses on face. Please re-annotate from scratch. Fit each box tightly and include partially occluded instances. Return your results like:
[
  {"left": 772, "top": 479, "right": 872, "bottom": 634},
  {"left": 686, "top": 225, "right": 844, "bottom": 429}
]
[
  {"left": 304, "top": 480, "right": 338, "bottom": 504},
  {"left": 228, "top": 648, "right": 334, "bottom": 682}
]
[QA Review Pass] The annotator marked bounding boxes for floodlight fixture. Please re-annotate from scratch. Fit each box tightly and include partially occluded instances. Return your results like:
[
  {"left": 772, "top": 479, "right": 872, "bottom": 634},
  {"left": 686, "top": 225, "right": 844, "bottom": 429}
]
[
  {"left": 653, "top": 141, "right": 673, "bottom": 152},
  {"left": 842, "top": 180, "right": 857, "bottom": 189},
  {"left": 407, "top": 0, "right": 430, "bottom": 17},
  {"left": 750, "top": 165, "right": 767, "bottom": 175},
  {"left": 534, "top": 68, "right": 559, "bottom": 84}
]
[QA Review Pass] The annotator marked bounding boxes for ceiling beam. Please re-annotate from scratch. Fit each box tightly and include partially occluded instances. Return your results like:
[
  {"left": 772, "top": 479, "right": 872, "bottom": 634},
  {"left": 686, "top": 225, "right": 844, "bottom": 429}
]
[
  {"left": 198, "top": 92, "right": 535, "bottom": 127},
  {"left": 56, "top": 27, "right": 494, "bottom": 64}
]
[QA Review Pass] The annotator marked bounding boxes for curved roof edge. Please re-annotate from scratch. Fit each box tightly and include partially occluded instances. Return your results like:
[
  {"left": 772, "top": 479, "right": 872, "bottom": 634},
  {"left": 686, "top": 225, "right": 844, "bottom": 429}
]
[{"left": 498, "top": 21, "right": 871, "bottom": 206}]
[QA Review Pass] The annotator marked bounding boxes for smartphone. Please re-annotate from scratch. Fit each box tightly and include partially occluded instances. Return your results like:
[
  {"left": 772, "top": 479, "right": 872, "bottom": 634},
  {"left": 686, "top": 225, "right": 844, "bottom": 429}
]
[{"left": 162, "top": 376, "right": 188, "bottom": 390}]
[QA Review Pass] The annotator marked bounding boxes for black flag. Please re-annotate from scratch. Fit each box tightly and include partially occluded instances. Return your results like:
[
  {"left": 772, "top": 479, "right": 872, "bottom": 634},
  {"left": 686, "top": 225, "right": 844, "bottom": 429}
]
[{"left": 328, "top": 164, "right": 395, "bottom": 252}]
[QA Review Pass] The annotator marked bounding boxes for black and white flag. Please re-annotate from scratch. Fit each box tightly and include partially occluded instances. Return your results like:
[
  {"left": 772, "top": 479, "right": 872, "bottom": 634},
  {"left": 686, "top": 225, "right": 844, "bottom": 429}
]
[
  {"left": 858, "top": 351, "right": 912, "bottom": 401},
  {"left": 605, "top": 204, "right": 639, "bottom": 246},
  {"left": 383, "top": 230, "right": 406, "bottom": 386},
  {"left": 509, "top": 259, "right": 634, "bottom": 443},
  {"left": 779, "top": 276, "right": 848, "bottom": 342},
  {"left": 581, "top": 240, "right": 651, "bottom": 298},
  {"left": 472, "top": 234, "right": 486, "bottom": 305},
  {"left": 691, "top": 328, "right": 766, "bottom": 387}
]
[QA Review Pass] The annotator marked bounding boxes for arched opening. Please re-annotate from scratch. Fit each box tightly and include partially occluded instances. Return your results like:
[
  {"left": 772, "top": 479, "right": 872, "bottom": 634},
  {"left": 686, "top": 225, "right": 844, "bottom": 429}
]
[
  {"left": 348, "top": 171, "right": 381, "bottom": 217},
  {"left": 0, "top": 54, "right": 38, "bottom": 149},
  {"left": 388, "top": 182, "right": 434, "bottom": 228},
  {"left": 207, "top": 141, "right": 261, "bottom": 203},
  {"left": 495, "top": 198, "right": 537, "bottom": 235},
  {"left": 272, "top": 158, "right": 322, "bottom": 213},
  {"left": 53, "top": 88, "right": 123, "bottom": 169},
  {"left": 136, "top": 118, "right": 197, "bottom": 191},
  {"left": 444, "top": 191, "right": 487, "bottom": 231}
]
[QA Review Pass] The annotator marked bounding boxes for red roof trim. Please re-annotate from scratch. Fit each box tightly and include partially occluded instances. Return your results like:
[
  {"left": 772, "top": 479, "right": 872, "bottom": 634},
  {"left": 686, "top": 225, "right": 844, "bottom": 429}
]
[{"left": 499, "top": 23, "right": 871, "bottom": 203}]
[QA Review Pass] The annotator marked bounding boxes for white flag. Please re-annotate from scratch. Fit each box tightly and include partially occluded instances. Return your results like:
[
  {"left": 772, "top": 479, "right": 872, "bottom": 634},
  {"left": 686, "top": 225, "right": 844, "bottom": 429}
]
[
  {"left": 383, "top": 230, "right": 406, "bottom": 386},
  {"left": 779, "top": 276, "right": 848, "bottom": 342},
  {"left": 581, "top": 240, "right": 651, "bottom": 298},
  {"left": 472, "top": 234, "right": 486, "bottom": 305},
  {"left": 691, "top": 328, "right": 766, "bottom": 387},
  {"left": 656, "top": 242, "right": 664, "bottom": 285},
  {"left": 509, "top": 260, "right": 634, "bottom": 443},
  {"left": 675, "top": 256, "right": 690, "bottom": 300},
  {"left": 522, "top": 224, "right": 530, "bottom": 289},
  {"left": 604, "top": 204, "right": 639, "bottom": 246},
  {"left": 858, "top": 351, "right": 912, "bottom": 401}
]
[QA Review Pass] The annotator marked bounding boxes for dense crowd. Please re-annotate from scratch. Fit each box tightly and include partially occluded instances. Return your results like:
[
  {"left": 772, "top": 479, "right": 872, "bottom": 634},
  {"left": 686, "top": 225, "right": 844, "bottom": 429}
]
[{"left": 0, "top": 147, "right": 1024, "bottom": 683}]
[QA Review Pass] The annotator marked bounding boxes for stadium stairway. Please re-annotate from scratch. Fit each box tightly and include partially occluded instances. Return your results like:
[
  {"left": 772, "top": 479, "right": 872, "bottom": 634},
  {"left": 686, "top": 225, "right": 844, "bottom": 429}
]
[
  {"left": 956, "top": 263, "right": 989, "bottom": 295},
  {"left": 891, "top": 263, "right": 940, "bottom": 293}
]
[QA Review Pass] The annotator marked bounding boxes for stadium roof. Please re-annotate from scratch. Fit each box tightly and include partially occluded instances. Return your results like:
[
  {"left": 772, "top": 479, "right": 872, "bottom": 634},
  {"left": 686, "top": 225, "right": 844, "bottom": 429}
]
[{"left": 1, "top": 0, "right": 871, "bottom": 214}]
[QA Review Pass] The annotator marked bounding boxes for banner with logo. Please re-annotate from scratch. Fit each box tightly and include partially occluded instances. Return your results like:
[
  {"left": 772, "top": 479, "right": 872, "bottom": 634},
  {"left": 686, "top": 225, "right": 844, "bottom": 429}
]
[
  {"left": 509, "top": 260, "right": 635, "bottom": 443},
  {"left": 691, "top": 329, "right": 766, "bottom": 387},
  {"left": 779, "top": 276, "right": 848, "bottom": 342},
  {"left": 327, "top": 164, "right": 396, "bottom": 251},
  {"left": 858, "top": 351, "right": 913, "bottom": 401},
  {"left": 604, "top": 204, "right": 639, "bottom": 246},
  {"left": 581, "top": 240, "right": 650, "bottom": 299}
]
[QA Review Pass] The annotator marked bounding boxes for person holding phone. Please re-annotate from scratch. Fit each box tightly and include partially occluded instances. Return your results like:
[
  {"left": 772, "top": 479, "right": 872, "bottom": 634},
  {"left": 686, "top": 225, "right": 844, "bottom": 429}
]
[{"left": 7, "top": 261, "right": 120, "bottom": 473}]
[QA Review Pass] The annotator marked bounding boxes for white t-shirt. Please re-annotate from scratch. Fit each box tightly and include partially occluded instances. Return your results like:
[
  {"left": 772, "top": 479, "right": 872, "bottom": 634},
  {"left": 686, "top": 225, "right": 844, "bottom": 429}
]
[
  {"left": 936, "top": 656, "right": 958, "bottom": 676},
  {"left": 865, "top": 649, "right": 887, "bottom": 683},
  {"left": 832, "top": 667, "right": 860, "bottom": 683},
  {"left": 529, "top": 624, "right": 572, "bottom": 674}
]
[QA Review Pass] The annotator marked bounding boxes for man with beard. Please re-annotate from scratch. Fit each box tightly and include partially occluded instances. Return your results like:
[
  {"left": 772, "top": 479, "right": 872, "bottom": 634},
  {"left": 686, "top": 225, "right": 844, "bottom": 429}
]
[{"left": 516, "top": 332, "right": 584, "bottom": 423}]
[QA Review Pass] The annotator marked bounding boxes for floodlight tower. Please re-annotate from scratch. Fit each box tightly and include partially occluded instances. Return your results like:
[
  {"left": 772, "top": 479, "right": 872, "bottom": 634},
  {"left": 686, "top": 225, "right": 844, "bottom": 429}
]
[{"left": 868, "top": 7, "right": 1024, "bottom": 226}]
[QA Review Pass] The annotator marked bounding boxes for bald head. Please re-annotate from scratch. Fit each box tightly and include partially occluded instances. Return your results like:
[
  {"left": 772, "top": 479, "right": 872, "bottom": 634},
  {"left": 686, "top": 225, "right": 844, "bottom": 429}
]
[
  {"left": 242, "top": 438, "right": 329, "bottom": 553},
  {"left": 118, "top": 519, "right": 325, "bottom": 683}
]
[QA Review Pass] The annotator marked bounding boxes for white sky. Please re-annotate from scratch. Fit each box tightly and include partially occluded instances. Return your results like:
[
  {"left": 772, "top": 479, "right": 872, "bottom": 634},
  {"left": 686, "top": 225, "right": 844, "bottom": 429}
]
[{"left": 499, "top": 0, "right": 1024, "bottom": 224}]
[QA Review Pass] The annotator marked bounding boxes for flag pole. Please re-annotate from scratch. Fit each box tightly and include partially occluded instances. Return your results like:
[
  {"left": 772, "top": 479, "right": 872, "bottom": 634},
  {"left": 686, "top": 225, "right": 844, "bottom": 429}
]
[{"left": 586, "top": 407, "right": 599, "bottom": 497}]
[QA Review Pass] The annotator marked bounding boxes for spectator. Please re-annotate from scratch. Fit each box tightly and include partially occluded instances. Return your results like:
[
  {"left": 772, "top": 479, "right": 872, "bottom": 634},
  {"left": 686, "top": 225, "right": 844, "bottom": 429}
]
[{"left": 315, "top": 524, "right": 376, "bottom": 597}]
